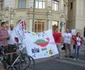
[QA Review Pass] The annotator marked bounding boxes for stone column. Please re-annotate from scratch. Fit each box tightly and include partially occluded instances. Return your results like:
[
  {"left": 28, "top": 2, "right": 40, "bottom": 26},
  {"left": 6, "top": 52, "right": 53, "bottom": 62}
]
[
  {"left": 62, "top": 23, "right": 65, "bottom": 34},
  {"left": 48, "top": 10, "right": 52, "bottom": 29},
  {"left": 29, "top": 19, "right": 33, "bottom": 31},
  {"left": 58, "top": 21, "right": 61, "bottom": 32},
  {"left": 0, "top": 2, "right": 1, "bottom": 10}
]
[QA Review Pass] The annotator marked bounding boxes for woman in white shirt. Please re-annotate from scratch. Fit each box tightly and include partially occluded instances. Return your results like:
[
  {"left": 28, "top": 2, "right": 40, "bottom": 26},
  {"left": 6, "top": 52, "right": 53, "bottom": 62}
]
[{"left": 74, "top": 32, "right": 82, "bottom": 60}]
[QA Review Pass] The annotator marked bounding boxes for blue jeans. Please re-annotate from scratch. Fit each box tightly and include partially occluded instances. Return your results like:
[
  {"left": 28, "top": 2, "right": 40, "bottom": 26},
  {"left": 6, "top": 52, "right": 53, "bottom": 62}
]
[{"left": 74, "top": 45, "right": 80, "bottom": 59}]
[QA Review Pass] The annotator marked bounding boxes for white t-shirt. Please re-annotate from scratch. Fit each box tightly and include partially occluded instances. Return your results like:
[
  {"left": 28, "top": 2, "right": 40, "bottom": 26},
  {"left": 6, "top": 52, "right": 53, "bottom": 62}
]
[
  {"left": 63, "top": 33, "right": 72, "bottom": 44},
  {"left": 76, "top": 37, "right": 81, "bottom": 46},
  {"left": 8, "top": 30, "right": 15, "bottom": 44}
]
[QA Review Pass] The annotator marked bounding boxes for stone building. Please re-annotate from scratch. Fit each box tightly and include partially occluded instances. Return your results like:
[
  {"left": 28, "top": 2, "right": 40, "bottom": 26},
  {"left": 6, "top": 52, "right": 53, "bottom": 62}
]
[
  {"left": 67, "top": 0, "right": 85, "bottom": 36},
  {"left": 1, "top": 0, "right": 68, "bottom": 33}
]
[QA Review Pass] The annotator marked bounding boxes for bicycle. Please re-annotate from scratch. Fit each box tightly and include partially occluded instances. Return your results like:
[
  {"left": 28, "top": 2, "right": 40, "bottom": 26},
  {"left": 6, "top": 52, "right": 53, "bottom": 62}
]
[{"left": 0, "top": 44, "right": 35, "bottom": 70}]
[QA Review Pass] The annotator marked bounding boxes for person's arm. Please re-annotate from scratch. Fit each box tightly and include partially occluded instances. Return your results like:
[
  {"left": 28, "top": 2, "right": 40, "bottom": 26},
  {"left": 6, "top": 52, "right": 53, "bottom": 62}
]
[
  {"left": 0, "top": 30, "right": 2, "bottom": 40},
  {"left": 6, "top": 30, "right": 10, "bottom": 40},
  {"left": 60, "top": 34, "right": 64, "bottom": 44}
]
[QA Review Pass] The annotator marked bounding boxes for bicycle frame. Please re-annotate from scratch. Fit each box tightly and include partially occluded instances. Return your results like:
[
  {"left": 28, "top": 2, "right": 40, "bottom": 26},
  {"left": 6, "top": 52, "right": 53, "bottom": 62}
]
[{"left": 7, "top": 48, "right": 25, "bottom": 68}]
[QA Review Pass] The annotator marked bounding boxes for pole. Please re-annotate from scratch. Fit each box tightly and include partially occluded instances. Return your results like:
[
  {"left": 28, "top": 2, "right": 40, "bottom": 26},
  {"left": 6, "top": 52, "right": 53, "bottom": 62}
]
[
  {"left": 32, "top": 0, "right": 35, "bottom": 31},
  {"left": 9, "top": 7, "right": 11, "bottom": 26}
]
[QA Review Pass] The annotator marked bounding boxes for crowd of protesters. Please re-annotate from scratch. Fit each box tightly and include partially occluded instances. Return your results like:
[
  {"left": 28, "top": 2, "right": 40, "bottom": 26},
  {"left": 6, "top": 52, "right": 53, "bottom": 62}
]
[
  {"left": 0, "top": 21, "right": 83, "bottom": 67},
  {"left": 53, "top": 26, "right": 82, "bottom": 60}
]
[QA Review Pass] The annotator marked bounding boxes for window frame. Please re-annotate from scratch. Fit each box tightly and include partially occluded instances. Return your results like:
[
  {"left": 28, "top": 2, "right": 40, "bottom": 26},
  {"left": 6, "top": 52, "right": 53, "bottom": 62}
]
[
  {"left": 35, "top": 0, "right": 46, "bottom": 9},
  {"left": 52, "top": 0, "right": 59, "bottom": 11},
  {"left": 70, "top": 2, "right": 73, "bottom": 10},
  {"left": 18, "top": 0, "right": 26, "bottom": 8},
  {"left": 34, "top": 20, "right": 45, "bottom": 32}
]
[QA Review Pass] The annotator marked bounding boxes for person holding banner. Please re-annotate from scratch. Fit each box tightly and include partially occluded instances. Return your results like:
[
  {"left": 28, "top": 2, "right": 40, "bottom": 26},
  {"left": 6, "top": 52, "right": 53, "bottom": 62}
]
[
  {"left": 8, "top": 24, "right": 17, "bottom": 64},
  {"left": 53, "top": 26, "right": 62, "bottom": 59},
  {"left": 0, "top": 22, "right": 10, "bottom": 55}
]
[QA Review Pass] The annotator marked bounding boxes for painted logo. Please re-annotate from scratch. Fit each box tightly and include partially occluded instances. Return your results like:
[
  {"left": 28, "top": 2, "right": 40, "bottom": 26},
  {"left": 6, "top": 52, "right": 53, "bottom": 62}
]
[{"left": 34, "top": 38, "right": 50, "bottom": 47}]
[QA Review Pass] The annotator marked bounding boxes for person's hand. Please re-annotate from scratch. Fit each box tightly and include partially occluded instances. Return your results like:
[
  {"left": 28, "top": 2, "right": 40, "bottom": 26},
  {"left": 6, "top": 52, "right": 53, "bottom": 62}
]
[{"left": 1, "top": 36, "right": 10, "bottom": 40}]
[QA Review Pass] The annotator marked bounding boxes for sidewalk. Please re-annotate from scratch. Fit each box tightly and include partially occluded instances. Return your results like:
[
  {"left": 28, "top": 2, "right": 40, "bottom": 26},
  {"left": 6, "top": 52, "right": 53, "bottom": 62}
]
[{"left": 0, "top": 45, "right": 85, "bottom": 70}]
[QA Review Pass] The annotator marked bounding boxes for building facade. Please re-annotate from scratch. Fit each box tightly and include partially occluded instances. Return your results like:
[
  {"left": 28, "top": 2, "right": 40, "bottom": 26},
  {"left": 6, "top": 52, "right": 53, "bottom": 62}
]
[
  {"left": 0, "top": 0, "right": 3, "bottom": 22},
  {"left": 1, "top": 0, "right": 68, "bottom": 33},
  {"left": 67, "top": 0, "right": 85, "bottom": 36}
]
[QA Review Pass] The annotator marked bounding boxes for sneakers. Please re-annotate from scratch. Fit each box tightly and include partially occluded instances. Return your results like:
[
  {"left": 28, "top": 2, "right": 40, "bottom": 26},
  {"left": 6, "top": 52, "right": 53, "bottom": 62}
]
[
  {"left": 77, "top": 59, "right": 79, "bottom": 60},
  {"left": 74, "top": 58, "right": 76, "bottom": 60},
  {"left": 74, "top": 58, "right": 79, "bottom": 60}
]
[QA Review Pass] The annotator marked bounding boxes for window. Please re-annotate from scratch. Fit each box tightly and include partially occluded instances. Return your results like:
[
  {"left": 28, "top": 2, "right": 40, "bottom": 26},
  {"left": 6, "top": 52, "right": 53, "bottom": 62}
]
[
  {"left": 18, "top": 0, "right": 26, "bottom": 8},
  {"left": 0, "top": 0, "right": 3, "bottom": 10},
  {"left": 70, "top": 2, "right": 73, "bottom": 9},
  {"left": 29, "top": 0, "right": 34, "bottom": 8},
  {"left": 34, "top": 20, "right": 44, "bottom": 32},
  {"left": 52, "top": 0, "right": 59, "bottom": 11},
  {"left": 35, "top": 0, "right": 45, "bottom": 9},
  {"left": 1, "top": 3, "right": 3, "bottom": 10}
]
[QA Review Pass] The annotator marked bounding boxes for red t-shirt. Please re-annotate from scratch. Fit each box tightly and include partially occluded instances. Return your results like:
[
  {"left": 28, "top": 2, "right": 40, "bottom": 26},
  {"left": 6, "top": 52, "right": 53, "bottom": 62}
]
[{"left": 53, "top": 32, "right": 62, "bottom": 43}]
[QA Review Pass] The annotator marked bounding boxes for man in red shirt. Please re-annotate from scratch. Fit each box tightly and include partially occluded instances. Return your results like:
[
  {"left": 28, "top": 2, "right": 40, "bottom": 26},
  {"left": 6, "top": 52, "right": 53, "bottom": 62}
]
[{"left": 53, "top": 26, "right": 62, "bottom": 59}]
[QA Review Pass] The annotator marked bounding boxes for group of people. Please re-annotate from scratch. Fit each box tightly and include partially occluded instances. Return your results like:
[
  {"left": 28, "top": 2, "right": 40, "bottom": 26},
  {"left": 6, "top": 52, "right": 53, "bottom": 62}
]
[
  {"left": 0, "top": 22, "right": 16, "bottom": 64},
  {"left": 53, "top": 26, "right": 82, "bottom": 60},
  {"left": 0, "top": 21, "right": 82, "bottom": 64}
]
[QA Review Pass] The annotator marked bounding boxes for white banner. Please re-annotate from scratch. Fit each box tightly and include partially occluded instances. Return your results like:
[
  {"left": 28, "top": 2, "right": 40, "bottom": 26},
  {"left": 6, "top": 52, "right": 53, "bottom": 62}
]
[
  {"left": 24, "top": 29, "right": 58, "bottom": 59},
  {"left": 71, "top": 29, "right": 76, "bottom": 35},
  {"left": 11, "top": 20, "right": 25, "bottom": 50},
  {"left": 11, "top": 20, "right": 58, "bottom": 59}
]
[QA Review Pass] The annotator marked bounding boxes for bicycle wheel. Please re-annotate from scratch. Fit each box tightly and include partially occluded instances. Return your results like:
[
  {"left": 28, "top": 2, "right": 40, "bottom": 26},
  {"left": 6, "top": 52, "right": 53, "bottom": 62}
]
[
  {"left": 19, "top": 54, "right": 31, "bottom": 70},
  {"left": 27, "top": 55, "right": 35, "bottom": 70},
  {"left": 6, "top": 62, "right": 20, "bottom": 70},
  {"left": 0, "top": 60, "right": 6, "bottom": 70},
  {"left": 7, "top": 66, "right": 18, "bottom": 70}
]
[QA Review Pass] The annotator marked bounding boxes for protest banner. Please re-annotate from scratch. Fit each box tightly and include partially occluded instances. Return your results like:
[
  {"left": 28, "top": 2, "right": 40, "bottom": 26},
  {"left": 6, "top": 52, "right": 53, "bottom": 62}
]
[
  {"left": 71, "top": 29, "right": 76, "bottom": 35},
  {"left": 11, "top": 20, "right": 58, "bottom": 59},
  {"left": 11, "top": 20, "right": 25, "bottom": 50},
  {"left": 24, "top": 29, "right": 58, "bottom": 59}
]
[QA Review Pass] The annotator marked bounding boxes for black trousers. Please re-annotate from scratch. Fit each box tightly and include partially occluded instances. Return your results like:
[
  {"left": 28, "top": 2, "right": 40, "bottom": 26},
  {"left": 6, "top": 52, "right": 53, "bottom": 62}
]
[
  {"left": 0, "top": 46, "right": 8, "bottom": 55},
  {"left": 7, "top": 44, "right": 17, "bottom": 65}
]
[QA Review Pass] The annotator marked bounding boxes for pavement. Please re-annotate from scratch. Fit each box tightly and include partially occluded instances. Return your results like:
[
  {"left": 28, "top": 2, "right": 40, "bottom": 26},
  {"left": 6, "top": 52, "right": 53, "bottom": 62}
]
[
  {"left": 0, "top": 45, "right": 85, "bottom": 70},
  {"left": 28, "top": 45, "right": 85, "bottom": 70}
]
